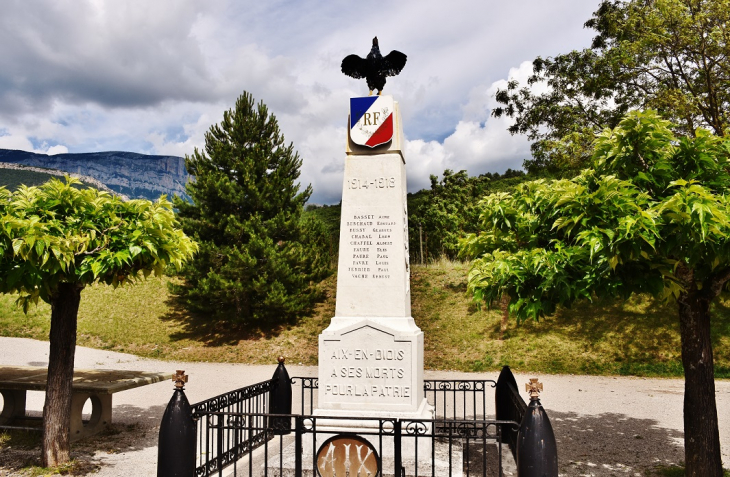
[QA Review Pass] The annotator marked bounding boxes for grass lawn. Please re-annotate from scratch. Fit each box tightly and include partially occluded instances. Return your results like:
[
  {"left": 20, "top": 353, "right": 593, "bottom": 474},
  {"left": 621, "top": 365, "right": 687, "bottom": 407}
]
[
  {"left": 414, "top": 261, "right": 730, "bottom": 377},
  {"left": 0, "top": 274, "right": 332, "bottom": 366},
  {"left": 1, "top": 261, "right": 729, "bottom": 377}
]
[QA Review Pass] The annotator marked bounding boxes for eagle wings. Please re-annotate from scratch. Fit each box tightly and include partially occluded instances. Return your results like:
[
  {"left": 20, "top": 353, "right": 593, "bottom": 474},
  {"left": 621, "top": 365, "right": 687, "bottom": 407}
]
[{"left": 341, "top": 37, "right": 407, "bottom": 95}]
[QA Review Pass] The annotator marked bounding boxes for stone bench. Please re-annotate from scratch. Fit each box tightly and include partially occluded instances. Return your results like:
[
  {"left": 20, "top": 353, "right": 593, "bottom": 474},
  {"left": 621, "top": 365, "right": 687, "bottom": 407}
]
[{"left": 0, "top": 366, "right": 169, "bottom": 441}]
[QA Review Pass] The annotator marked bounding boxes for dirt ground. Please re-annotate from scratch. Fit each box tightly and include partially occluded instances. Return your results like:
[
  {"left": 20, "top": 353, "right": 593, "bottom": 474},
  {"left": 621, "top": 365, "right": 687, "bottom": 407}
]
[{"left": 1, "top": 337, "right": 728, "bottom": 476}]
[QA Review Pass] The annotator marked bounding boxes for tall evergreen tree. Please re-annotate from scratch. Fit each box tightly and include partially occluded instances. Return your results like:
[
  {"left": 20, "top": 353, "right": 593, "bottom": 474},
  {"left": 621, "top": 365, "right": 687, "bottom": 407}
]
[{"left": 173, "top": 92, "right": 328, "bottom": 324}]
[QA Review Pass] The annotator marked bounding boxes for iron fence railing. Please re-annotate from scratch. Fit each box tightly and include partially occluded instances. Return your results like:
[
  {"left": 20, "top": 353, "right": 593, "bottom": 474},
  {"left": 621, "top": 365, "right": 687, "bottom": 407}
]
[
  {"left": 495, "top": 366, "right": 526, "bottom": 455},
  {"left": 290, "top": 376, "right": 318, "bottom": 415},
  {"left": 425, "top": 379, "right": 496, "bottom": 420},
  {"left": 189, "top": 379, "right": 275, "bottom": 477},
  {"left": 289, "top": 376, "right": 497, "bottom": 421},
  {"left": 158, "top": 365, "right": 557, "bottom": 477},
  {"left": 207, "top": 412, "right": 517, "bottom": 477}
]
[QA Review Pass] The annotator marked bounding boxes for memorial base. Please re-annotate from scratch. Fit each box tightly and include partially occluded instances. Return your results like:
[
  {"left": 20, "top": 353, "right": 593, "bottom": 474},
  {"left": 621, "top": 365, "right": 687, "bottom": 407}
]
[
  {"left": 318, "top": 317, "right": 426, "bottom": 416},
  {"left": 313, "top": 395, "right": 432, "bottom": 420}
]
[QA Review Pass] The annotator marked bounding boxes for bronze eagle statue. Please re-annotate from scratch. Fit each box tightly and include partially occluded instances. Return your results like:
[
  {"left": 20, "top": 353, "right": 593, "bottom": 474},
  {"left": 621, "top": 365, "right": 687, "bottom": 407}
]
[{"left": 341, "top": 37, "right": 407, "bottom": 96}]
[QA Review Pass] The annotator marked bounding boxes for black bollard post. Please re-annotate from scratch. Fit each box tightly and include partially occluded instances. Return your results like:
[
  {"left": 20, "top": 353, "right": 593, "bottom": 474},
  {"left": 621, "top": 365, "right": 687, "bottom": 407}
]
[
  {"left": 157, "top": 370, "right": 196, "bottom": 477},
  {"left": 516, "top": 378, "right": 558, "bottom": 477},
  {"left": 495, "top": 366, "right": 520, "bottom": 419},
  {"left": 495, "top": 365, "right": 521, "bottom": 452},
  {"left": 268, "top": 356, "right": 292, "bottom": 435}
]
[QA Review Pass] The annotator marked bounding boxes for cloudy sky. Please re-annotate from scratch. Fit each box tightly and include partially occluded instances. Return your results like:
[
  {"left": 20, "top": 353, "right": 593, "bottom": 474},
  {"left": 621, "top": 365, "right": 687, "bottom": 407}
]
[{"left": 0, "top": 0, "right": 599, "bottom": 204}]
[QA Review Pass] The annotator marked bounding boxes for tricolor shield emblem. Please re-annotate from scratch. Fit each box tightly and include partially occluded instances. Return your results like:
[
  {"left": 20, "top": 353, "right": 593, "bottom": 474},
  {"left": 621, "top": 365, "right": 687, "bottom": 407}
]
[{"left": 349, "top": 95, "right": 394, "bottom": 148}]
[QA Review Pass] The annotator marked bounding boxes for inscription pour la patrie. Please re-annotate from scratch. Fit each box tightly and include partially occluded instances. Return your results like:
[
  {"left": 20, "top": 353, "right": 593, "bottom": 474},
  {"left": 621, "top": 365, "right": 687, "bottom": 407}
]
[{"left": 346, "top": 178, "right": 397, "bottom": 280}]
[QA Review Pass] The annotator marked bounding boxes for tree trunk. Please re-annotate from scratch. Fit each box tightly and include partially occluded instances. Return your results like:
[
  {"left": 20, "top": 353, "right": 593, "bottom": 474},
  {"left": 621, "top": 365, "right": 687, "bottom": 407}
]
[
  {"left": 42, "top": 282, "right": 82, "bottom": 467},
  {"left": 677, "top": 290, "right": 723, "bottom": 476},
  {"left": 499, "top": 294, "right": 510, "bottom": 340}
]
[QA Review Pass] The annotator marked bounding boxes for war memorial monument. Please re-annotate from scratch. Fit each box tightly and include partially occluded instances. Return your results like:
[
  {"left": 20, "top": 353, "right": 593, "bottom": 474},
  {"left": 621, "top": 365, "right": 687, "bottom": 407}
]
[
  {"left": 157, "top": 37, "right": 557, "bottom": 477},
  {"left": 317, "top": 40, "right": 430, "bottom": 423},
  {"left": 306, "top": 32, "right": 424, "bottom": 452}
]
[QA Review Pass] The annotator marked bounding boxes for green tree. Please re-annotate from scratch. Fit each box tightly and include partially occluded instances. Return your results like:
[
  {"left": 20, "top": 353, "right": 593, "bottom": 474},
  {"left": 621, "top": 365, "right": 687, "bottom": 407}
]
[
  {"left": 414, "top": 170, "right": 475, "bottom": 261},
  {"left": 173, "top": 92, "right": 329, "bottom": 324},
  {"left": 0, "top": 177, "right": 196, "bottom": 467},
  {"left": 302, "top": 204, "right": 342, "bottom": 265},
  {"left": 408, "top": 169, "right": 526, "bottom": 262},
  {"left": 493, "top": 0, "right": 730, "bottom": 173},
  {"left": 462, "top": 111, "right": 728, "bottom": 475}
]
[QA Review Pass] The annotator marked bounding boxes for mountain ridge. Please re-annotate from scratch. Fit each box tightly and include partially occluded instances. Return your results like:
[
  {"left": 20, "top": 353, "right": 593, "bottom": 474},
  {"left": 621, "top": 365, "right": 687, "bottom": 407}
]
[{"left": 0, "top": 149, "right": 189, "bottom": 201}]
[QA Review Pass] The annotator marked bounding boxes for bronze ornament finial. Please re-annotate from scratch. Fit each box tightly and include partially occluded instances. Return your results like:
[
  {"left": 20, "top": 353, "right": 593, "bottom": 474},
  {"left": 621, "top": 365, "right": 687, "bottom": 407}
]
[
  {"left": 525, "top": 378, "right": 543, "bottom": 400},
  {"left": 173, "top": 370, "right": 188, "bottom": 389},
  {"left": 277, "top": 356, "right": 285, "bottom": 364}
]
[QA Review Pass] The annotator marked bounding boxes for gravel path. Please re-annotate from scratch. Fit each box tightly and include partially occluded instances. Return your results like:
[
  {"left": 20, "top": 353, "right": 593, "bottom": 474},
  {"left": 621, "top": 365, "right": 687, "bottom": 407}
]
[{"left": 1, "top": 337, "right": 729, "bottom": 476}]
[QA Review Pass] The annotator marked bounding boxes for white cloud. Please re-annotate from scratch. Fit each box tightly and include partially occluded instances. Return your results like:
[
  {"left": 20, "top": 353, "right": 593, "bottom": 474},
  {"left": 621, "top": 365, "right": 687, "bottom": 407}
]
[
  {"left": 0, "top": 1, "right": 599, "bottom": 203},
  {"left": 403, "top": 117, "right": 529, "bottom": 193},
  {"left": 400, "top": 61, "right": 541, "bottom": 191},
  {"left": 0, "top": 133, "right": 35, "bottom": 152},
  {"left": 0, "top": 130, "right": 68, "bottom": 155},
  {"left": 46, "top": 145, "right": 68, "bottom": 155}
]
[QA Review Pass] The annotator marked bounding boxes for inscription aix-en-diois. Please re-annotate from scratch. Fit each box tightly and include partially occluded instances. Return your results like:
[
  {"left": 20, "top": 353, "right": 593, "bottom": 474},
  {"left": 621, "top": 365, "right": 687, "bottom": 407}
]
[{"left": 322, "top": 326, "right": 413, "bottom": 404}]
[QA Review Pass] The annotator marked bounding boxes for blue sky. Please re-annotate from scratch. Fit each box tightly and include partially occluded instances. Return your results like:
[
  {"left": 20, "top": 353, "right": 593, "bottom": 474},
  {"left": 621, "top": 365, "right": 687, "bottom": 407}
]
[{"left": 0, "top": 0, "right": 599, "bottom": 204}]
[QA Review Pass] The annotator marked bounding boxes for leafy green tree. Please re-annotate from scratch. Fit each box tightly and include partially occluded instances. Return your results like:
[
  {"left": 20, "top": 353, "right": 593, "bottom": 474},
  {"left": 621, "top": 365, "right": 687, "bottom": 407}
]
[
  {"left": 173, "top": 92, "right": 329, "bottom": 324},
  {"left": 408, "top": 169, "right": 526, "bottom": 262},
  {"left": 493, "top": 0, "right": 730, "bottom": 173},
  {"left": 462, "top": 111, "right": 728, "bottom": 476},
  {"left": 0, "top": 177, "right": 196, "bottom": 467},
  {"left": 413, "top": 170, "right": 474, "bottom": 261}
]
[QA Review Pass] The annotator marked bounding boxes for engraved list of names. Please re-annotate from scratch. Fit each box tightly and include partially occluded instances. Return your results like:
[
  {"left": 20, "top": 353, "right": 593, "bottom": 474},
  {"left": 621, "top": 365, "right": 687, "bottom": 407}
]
[
  {"left": 334, "top": 163, "right": 411, "bottom": 319},
  {"left": 346, "top": 191, "right": 396, "bottom": 282}
]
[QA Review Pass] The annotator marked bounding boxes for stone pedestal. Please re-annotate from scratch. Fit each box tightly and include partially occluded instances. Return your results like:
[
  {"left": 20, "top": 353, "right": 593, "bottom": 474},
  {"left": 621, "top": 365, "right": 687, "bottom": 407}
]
[{"left": 317, "top": 97, "right": 432, "bottom": 433}]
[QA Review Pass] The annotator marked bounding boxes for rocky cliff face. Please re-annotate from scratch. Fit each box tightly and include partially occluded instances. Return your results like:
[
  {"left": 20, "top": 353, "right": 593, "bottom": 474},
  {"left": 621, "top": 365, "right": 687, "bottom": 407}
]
[{"left": 0, "top": 149, "right": 189, "bottom": 201}]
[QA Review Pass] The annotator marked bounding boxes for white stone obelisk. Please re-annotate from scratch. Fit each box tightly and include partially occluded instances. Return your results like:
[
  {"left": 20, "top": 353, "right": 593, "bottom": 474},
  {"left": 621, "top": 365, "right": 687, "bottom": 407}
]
[{"left": 317, "top": 97, "right": 431, "bottom": 420}]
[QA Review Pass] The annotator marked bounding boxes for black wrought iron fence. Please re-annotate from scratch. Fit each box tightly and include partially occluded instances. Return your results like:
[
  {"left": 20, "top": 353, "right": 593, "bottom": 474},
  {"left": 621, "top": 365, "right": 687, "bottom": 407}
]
[
  {"left": 289, "top": 376, "right": 497, "bottom": 421},
  {"left": 291, "top": 376, "right": 318, "bottom": 415},
  {"left": 424, "top": 379, "right": 495, "bottom": 420},
  {"left": 207, "top": 412, "right": 515, "bottom": 477},
  {"left": 157, "top": 364, "right": 557, "bottom": 477},
  {"left": 189, "top": 378, "right": 275, "bottom": 477},
  {"left": 494, "top": 366, "right": 526, "bottom": 456}
]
